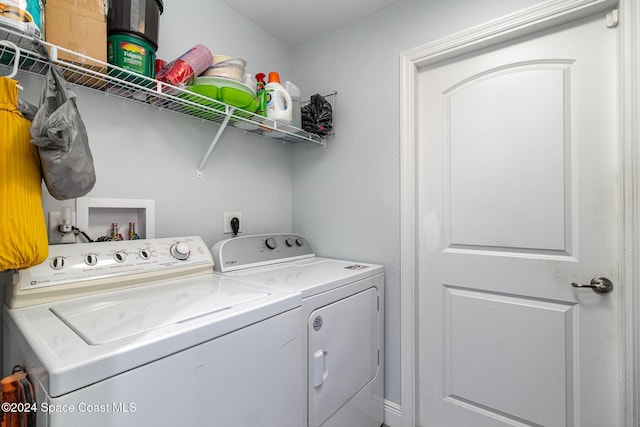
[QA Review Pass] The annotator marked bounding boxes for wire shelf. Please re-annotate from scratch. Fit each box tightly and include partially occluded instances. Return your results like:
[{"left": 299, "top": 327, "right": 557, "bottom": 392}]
[{"left": 0, "top": 25, "right": 326, "bottom": 147}]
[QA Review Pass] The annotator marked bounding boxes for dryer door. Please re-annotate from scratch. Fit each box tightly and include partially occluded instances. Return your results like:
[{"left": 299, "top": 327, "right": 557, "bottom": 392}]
[{"left": 307, "top": 287, "right": 379, "bottom": 427}]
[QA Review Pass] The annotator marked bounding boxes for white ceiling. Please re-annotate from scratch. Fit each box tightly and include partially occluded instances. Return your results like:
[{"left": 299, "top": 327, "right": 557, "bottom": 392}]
[{"left": 219, "top": 0, "right": 398, "bottom": 46}]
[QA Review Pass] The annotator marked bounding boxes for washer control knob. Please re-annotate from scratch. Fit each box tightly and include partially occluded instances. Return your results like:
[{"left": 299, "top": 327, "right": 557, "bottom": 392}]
[
  {"left": 170, "top": 242, "right": 191, "bottom": 260},
  {"left": 50, "top": 256, "right": 66, "bottom": 270},
  {"left": 285, "top": 238, "right": 294, "bottom": 247},
  {"left": 139, "top": 249, "right": 151, "bottom": 260},
  {"left": 295, "top": 238, "right": 304, "bottom": 247},
  {"left": 265, "top": 237, "right": 277, "bottom": 250},
  {"left": 84, "top": 253, "right": 98, "bottom": 266},
  {"left": 113, "top": 251, "right": 127, "bottom": 263}
]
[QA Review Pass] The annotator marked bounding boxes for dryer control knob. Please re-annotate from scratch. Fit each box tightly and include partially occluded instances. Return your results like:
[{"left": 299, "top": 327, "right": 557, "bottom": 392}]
[
  {"left": 170, "top": 242, "right": 191, "bottom": 260},
  {"left": 285, "top": 238, "right": 294, "bottom": 247},
  {"left": 295, "top": 238, "right": 304, "bottom": 247},
  {"left": 265, "top": 237, "right": 277, "bottom": 250}
]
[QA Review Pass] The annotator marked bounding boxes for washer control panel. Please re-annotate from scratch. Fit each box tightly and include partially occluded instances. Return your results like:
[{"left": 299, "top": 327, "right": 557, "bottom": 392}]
[
  {"left": 211, "top": 233, "right": 315, "bottom": 273},
  {"left": 7, "top": 237, "right": 214, "bottom": 308}
]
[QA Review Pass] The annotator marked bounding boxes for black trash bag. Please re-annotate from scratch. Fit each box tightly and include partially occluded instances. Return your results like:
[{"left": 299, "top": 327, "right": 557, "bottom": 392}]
[
  {"left": 301, "top": 94, "right": 332, "bottom": 137},
  {"left": 30, "top": 43, "right": 96, "bottom": 200}
]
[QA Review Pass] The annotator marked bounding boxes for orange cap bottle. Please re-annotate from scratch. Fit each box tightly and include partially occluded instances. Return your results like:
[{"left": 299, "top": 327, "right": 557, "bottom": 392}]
[{"left": 268, "top": 71, "right": 281, "bottom": 83}]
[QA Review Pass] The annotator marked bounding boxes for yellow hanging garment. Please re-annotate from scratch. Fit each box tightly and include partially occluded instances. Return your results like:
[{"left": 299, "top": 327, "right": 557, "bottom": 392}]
[{"left": 0, "top": 77, "right": 48, "bottom": 271}]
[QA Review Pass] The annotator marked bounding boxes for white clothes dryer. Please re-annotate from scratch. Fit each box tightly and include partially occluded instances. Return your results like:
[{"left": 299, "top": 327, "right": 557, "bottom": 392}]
[
  {"left": 3, "top": 236, "right": 303, "bottom": 427},
  {"left": 212, "top": 233, "right": 384, "bottom": 427}
]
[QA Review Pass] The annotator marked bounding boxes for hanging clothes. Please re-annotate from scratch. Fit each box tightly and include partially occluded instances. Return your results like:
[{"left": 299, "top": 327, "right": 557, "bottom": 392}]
[
  {"left": 0, "top": 76, "right": 48, "bottom": 271},
  {"left": 1, "top": 366, "right": 36, "bottom": 427}
]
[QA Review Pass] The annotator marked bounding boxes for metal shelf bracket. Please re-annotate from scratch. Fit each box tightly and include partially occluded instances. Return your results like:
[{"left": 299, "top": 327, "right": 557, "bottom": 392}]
[{"left": 196, "top": 107, "right": 235, "bottom": 177}]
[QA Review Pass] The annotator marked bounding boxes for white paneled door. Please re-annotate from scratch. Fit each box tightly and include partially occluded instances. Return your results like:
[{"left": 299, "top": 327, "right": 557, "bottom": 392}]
[{"left": 417, "top": 12, "right": 619, "bottom": 427}]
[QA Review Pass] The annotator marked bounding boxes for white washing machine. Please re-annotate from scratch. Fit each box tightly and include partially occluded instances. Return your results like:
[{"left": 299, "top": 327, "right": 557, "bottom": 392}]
[
  {"left": 212, "top": 233, "right": 384, "bottom": 427},
  {"left": 3, "top": 236, "right": 303, "bottom": 427}
]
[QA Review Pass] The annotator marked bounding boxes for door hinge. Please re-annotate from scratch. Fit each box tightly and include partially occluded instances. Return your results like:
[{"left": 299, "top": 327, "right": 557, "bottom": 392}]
[{"left": 606, "top": 9, "right": 619, "bottom": 28}]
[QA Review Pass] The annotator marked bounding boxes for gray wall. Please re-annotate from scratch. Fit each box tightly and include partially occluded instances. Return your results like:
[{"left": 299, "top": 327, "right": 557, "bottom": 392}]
[
  {"left": 2, "top": 0, "right": 550, "bottom": 409},
  {"left": 290, "top": 0, "right": 546, "bottom": 405}
]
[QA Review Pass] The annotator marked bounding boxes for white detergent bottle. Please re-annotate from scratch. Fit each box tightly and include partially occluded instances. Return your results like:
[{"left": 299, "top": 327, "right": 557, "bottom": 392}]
[
  {"left": 265, "top": 72, "right": 292, "bottom": 123},
  {"left": 284, "top": 81, "right": 301, "bottom": 128}
]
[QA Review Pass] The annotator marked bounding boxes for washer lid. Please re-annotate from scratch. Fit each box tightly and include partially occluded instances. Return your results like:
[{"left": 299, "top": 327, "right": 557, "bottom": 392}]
[
  {"left": 50, "top": 281, "right": 268, "bottom": 344},
  {"left": 5, "top": 274, "right": 301, "bottom": 398}
]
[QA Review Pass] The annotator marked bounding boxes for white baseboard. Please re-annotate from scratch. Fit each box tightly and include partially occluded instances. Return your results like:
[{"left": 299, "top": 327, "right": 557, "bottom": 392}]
[{"left": 384, "top": 399, "right": 402, "bottom": 427}]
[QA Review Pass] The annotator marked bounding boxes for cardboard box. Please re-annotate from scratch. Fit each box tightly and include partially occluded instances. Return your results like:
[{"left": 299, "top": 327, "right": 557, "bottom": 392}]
[
  {"left": 45, "top": 0, "right": 107, "bottom": 87},
  {"left": 46, "top": 0, "right": 106, "bottom": 22}
]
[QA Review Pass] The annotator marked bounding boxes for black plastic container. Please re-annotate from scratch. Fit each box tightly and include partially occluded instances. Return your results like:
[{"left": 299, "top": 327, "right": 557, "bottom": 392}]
[{"left": 107, "top": 0, "right": 164, "bottom": 50}]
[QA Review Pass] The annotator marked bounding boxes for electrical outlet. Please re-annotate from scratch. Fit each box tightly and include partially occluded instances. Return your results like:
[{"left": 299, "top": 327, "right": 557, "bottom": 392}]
[
  {"left": 223, "top": 212, "right": 242, "bottom": 234},
  {"left": 48, "top": 211, "right": 77, "bottom": 244}
]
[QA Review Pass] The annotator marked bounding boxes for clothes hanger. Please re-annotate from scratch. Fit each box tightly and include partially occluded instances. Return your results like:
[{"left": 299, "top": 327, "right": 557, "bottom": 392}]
[{"left": 0, "top": 40, "right": 23, "bottom": 90}]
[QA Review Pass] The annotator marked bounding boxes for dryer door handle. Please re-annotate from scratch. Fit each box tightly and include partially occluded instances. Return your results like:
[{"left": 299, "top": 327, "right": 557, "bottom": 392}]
[{"left": 312, "top": 350, "right": 328, "bottom": 388}]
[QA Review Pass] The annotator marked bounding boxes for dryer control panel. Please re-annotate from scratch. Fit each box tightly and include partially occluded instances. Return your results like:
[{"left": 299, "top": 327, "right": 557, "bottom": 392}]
[
  {"left": 6, "top": 236, "right": 214, "bottom": 308},
  {"left": 211, "top": 234, "right": 315, "bottom": 272}
]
